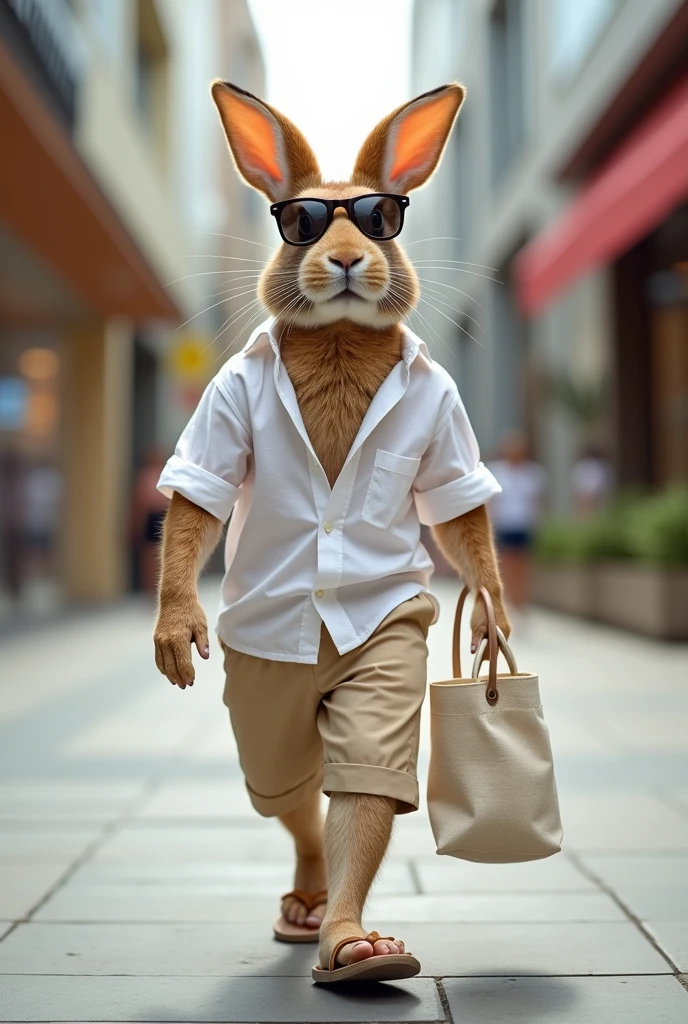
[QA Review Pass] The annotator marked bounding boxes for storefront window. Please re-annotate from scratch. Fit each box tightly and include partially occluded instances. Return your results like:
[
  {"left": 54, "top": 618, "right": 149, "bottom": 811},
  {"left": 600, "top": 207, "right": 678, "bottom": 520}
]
[
  {"left": 550, "top": 0, "right": 617, "bottom": 81},
  {"left": 0, "top": 334, "right": 64, "bottom": 623}
]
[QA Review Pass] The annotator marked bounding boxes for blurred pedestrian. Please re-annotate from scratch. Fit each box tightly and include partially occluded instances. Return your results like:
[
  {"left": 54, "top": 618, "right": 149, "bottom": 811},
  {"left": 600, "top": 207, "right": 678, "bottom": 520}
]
[
  {"left": 488, "top": 430, "right": 547, "bottom": 614},
  {"left": 571, "top": 446, "right": 614, "bottom": 518},
  {"left": 132, "top": 447, "right": 169, "bottom": 597}
]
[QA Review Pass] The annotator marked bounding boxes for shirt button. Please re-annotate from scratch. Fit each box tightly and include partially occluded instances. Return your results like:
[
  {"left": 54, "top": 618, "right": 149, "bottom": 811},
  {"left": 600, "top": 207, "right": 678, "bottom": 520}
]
[
  {"left": 324, "top": 522, "right": 333, "bottom": 534},
  {"left": 315, "top": 589, "right": 324, "bottom": 599}
]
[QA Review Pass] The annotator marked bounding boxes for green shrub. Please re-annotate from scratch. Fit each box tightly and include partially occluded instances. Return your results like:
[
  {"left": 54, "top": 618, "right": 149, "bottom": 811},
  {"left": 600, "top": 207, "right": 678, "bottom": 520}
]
[
  {"left": 626, "top": 486, "right": 688, "bottom": 566},
  {"left": 535, "top": 486, "right": 688, "bottom": 567},
  {"left": 535, "top": 514, "right": 633, "bottom": 564}
]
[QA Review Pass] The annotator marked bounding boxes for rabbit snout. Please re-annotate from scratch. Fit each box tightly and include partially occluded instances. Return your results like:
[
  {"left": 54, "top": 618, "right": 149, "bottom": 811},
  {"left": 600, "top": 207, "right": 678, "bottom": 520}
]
[{"left": 299, "top": 221, "right": 389, "bottom": 305}]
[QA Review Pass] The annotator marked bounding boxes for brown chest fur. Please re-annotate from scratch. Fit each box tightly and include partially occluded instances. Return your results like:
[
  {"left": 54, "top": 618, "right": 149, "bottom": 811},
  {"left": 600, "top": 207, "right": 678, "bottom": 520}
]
[{"left": 280, "top": 322, "right": 402, "bottom": 486}]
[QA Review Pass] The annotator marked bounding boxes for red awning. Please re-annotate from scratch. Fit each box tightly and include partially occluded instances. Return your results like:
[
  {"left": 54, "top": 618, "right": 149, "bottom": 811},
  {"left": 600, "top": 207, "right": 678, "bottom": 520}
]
[{"left": 515, "top": 71, "right": 688, "bottom": 316}]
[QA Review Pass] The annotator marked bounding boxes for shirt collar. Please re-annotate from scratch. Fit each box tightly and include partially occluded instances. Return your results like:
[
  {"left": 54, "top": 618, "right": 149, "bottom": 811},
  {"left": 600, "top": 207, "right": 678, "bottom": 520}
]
[{"left": 242, "top": 317, "right": 431, "bottom": 368}]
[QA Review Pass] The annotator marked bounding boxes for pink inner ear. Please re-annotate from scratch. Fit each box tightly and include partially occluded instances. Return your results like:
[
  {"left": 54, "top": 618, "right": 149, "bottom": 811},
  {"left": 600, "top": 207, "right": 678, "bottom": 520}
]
[
  {"left": 227, "top": 94, "right": 283, "bottom": 183},
  {"left": 390, "top": 96, "right": 453, "bottom": 183}
]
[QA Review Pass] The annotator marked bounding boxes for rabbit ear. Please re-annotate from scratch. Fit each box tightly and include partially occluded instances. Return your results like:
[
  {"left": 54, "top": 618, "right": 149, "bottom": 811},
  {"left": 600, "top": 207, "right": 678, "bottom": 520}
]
[
  {"left": 353, "top": 84, "right": 465, "bottom": 194},
  {"left": 211, "top": 81, "right": 320, "bottom": 202}
]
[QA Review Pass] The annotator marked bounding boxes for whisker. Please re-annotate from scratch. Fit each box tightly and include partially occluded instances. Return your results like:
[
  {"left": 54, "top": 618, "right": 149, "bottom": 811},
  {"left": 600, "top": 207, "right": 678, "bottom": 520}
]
[
  {"left": 389, "top": 291, "right": 451, "bottom": 356},
  {"left": 178, "top": 254, "right": 268, "bottom": 264},
  {"left": 409, "top": 262, "right": 501, "bottom": 284},
  {"left": 213, "top": 301, "right": 264, "bottom": 362},
  {"left": 212, "top": 297, "right": 263, "bottom": 345},
  {"left": 205, "top": 277, "right": 265, "bottom": 300},
  {"left": 165, "top": 269, "right": 264, "bottom": 287},
  {"left": 410, "top": 258, "right": 499, "bottom": 273},
  {"left": 419, "top": 285, "right": 484, "bottom": 332},
  {"left": 416, "top": 276, "right": 483, "bottom": 310},
  {"left": 403, "top": 236, "right": 464, "bottom": 247},
  {"left": 192, "top": 231, "right": 275, "bottom": 251},
  {"left": 177, "top": 287, "right": 266, "bottom": 332},
  {"left": 213, "top": 303, "right": 268, "bottom": 364},
  {"left": 417, "top": 296, "right": 483, "bottom": 348}
]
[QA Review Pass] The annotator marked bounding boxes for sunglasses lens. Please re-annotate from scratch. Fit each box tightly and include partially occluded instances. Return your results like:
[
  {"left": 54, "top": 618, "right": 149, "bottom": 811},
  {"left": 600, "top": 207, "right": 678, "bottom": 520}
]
[
  {"left": 279, "top": 200, "right": 329, "bottom": 244},
  {"left": 353, "top": 195, "right": 402, "bottom": 239}
]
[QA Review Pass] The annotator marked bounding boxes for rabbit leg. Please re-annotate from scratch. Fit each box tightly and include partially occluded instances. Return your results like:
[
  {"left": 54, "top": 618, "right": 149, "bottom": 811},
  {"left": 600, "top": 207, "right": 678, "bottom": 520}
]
[
  {"left": 276, "top": 790, "right": 328, "bottom": 939},
  {"left": 318, "top": 794, "right": 410, "bottom": 972},
  {"left": 432, "top": 504, "right": 511, "bottom": 649}
]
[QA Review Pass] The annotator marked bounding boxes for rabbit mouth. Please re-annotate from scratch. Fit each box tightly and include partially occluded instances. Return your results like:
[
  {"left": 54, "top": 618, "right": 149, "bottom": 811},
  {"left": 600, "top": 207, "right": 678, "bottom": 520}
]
[{"left": 329, "top": 288, "right": 366, "bottom": 302}]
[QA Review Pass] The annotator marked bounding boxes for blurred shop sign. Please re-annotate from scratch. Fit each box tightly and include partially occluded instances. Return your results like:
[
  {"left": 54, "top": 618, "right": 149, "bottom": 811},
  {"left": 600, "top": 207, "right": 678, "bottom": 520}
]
[
  {"left": 1, "top": 0, "right": 85, "bottom": 127},
  {"left": 167, "top": 335, "right": 213, "bottom": 411},
  {"left": 168, "top": 335, "right": 213, "bottom": 381},
  {"left": 0, "top": 377, "right": 27, "bottom": 430}
]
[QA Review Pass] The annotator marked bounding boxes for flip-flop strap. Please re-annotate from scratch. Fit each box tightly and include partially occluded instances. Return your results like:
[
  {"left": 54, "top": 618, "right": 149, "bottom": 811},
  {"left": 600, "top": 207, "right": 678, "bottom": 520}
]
[
  {"left": 327, "top": 931, "right": 395, "bottom": 973},
  {"left": 281, "top": 888, "right": 328, "bottom": 912}
]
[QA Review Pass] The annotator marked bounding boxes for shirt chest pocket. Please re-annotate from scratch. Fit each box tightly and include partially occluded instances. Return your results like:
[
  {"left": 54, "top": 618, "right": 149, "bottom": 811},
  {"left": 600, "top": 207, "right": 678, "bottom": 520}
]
[{"left": 361, "top": 450, "right": 422, "bottom": 529}]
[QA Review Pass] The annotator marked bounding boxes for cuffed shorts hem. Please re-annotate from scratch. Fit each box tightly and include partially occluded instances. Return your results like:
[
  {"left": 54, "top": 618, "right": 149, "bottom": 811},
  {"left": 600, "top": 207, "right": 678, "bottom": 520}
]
[
  {"left": 246, "top": 767, "right": 324, "bottom": 818},
  {"left": 323, "top": 762, "right": 419, "bottom": 815}
]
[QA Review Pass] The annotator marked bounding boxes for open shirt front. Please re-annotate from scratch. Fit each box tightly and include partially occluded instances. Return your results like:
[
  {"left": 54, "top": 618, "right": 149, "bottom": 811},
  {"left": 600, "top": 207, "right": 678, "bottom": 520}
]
[{"left": 158, "top": 319, "right": 500, "bottom": 663}]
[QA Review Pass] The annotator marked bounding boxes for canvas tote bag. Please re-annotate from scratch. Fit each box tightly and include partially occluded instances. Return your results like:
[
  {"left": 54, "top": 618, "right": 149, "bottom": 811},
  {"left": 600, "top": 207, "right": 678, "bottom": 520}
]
[{"left": 427, "top": 586, "right": 563, "bottom": 862}]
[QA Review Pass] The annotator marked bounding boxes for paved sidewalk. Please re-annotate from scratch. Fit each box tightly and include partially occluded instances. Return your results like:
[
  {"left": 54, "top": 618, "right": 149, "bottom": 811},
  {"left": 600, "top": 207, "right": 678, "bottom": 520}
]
[{"left": 1, "top": 577, "right": 687, "bottom": 1022}]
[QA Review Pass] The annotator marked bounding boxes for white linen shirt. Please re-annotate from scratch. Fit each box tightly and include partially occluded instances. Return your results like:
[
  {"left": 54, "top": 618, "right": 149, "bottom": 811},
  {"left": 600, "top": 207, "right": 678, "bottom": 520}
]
[{"left": 158, "top": 319, "right": 500, "bottom": 664}]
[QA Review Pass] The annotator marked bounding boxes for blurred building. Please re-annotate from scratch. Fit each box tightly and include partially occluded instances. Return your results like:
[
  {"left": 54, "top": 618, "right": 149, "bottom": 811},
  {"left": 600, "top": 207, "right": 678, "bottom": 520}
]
[
  {"left": 411, "top": 0, "right": 688, "bottom": 511},
  {"left": 0, "top": 0, "right": 265, "bottom": 624}
]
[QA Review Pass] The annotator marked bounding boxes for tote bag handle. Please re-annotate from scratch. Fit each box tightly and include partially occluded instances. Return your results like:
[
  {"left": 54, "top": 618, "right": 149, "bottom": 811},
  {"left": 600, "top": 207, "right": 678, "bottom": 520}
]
[{"left": 452, "top": 587, "right": 516, "bottom": 706}]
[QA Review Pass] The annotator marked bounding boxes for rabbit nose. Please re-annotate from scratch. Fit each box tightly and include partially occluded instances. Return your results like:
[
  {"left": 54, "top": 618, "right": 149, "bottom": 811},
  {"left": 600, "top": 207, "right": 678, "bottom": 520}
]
[{"left": 328, "top": 255, "right": 364, "bottom": 270}]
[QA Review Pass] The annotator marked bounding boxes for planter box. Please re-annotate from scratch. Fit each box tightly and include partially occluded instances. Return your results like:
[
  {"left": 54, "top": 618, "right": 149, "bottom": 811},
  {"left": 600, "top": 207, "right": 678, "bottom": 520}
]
[
  {"left": 533, "top": 563, "right": 688, "bottom": 640},
  {"left": 594, "top": 563, "right": 688, "bottom": 640},
  {"left": 531, "top": 565, "right": 594, "bottom": 617}
]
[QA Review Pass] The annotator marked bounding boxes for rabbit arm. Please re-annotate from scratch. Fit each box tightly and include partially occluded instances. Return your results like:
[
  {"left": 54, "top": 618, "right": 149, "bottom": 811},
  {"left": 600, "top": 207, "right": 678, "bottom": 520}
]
[
  {"left": 153, "top": 492, "right": 223, "bottom": 688},
  {"left": 432, "top": 505, "right": 511, "bottom": 647}
]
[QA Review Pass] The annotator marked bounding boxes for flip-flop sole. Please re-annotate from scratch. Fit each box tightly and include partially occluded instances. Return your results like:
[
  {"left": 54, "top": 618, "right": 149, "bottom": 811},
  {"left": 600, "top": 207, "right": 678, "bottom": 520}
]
[
  {"left": 273, "top": 916, "right": 321, "bottom": 943},
  {"left": 312, "top": 953, "right": 421, "bottom": 983}
]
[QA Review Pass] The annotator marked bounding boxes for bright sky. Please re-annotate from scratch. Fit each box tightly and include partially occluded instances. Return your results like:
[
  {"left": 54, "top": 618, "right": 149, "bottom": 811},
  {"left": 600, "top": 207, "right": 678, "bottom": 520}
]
[{"left": 246, "top": 0, "right": 414, "bottom": 181}]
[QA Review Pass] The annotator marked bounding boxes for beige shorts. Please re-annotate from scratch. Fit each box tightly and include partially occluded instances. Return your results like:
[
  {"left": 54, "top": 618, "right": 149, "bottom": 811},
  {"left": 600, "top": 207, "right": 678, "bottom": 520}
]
[{"left": 221, "top": 594, "right": 434, "bottom": 817}]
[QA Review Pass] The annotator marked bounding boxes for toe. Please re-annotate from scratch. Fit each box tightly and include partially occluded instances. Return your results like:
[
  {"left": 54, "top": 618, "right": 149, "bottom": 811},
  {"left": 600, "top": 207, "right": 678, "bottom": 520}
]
[
  {"left": 348, "top": 940, "right": 375, "bottom": 964},
  {"left": 373, "top": 938, "right": 402, "bottom": 956},
  {"left": 282, "top": 898, "right": 302, "bottom": 925},
  {"left": 305, "top": 913, "right": 322, "bottom": 929}
]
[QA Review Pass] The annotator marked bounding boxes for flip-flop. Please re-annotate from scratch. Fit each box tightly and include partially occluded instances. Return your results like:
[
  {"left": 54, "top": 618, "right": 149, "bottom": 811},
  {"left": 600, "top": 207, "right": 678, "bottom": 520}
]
[
  {"left": 312, "top": 930, "right": 420, "bottom": 983},
  {"left": 273, "top": 888, "right": 328, "bottom": 943}
]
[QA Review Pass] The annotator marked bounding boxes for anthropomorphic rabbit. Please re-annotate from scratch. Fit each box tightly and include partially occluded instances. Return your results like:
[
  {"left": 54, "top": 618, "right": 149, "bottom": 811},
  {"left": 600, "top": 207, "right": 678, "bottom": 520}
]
[{"left": 154, "top": 81, "right": 510, "bottom": 984}]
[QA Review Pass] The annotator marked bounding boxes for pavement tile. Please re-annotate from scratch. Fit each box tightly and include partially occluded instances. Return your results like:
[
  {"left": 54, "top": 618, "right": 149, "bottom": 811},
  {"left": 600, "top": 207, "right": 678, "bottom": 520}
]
[
  {"left": 646, "top": 922, "right": 688, "bottom": 972},
  {"left": 0, "top": 922, "right": 12, "bottom": 940},
  {"left": 594, "top": 712, "right": 688, "bottom": 752},
  {"left": 0, "top": 863, "right": 68, "bottom": 918},
  {"left": 412, "top": 855, "right": 594, "bottom": 892},
  {"left": 34, "top": 887, "right": 279, "bottom": 923},
  {"left": 70, "top": 857, "right": 415, "bottom": 895},
  {"left": 663, "top": 790, "right": 688, "bottom": 818},
  {"left": 134, "top": 781, "right": 265, "bottom": 819},
  {"left": 577, "top": 853, "right": 688, "bottom": 889},
  {"left": 443, "top": 975, "right": 688, "bottom": 1023},
  {"left": 0, "top": 828, "right": 100, "bottom": 862},
  {"left": 0, "top": 782, "right": 145, "bottom": 821},
  {"left": 0, "top": 975, "right": 445, "bottom": 1022},
  {"left": 0, "top": 922, "right": 316, "bottom": 976},
  {"left": 0, "top": 920, "right": 669, "bottom": 979},
  {"left": 559, "top": 795, "right": 688, "bottom": 850},
  {"left": 395, "top": 921, "right": 669, "bottom": 977},
  {"left": 92, "top": 825, "right": 294, "bottom": 862},
  {"left": 612, "top": 888, "right": 688, "bottom": 921},
  {"left": 365, "top": 891, "right": 625, "bottom": 923}
]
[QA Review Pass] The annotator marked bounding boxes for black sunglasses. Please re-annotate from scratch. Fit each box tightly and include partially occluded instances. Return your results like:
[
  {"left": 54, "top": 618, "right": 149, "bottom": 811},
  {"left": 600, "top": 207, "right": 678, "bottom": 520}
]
[{"left": 269, "top": 193, "right": 410, "bottom": 247}]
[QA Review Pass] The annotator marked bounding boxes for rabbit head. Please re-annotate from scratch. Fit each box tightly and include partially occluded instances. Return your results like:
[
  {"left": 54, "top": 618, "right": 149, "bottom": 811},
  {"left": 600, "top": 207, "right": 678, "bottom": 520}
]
[{"left": 211, "top": 81, "right": 464, "bottom": 331}]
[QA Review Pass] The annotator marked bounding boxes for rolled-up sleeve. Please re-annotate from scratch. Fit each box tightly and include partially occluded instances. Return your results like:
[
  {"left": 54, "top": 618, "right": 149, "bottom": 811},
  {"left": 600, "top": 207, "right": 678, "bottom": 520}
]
[
  {"left": 157, "top": 378, "right": 251, "bottom": 523},
  {"left": 413, "top": 394, "right": 501, "bottom": 526}
]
